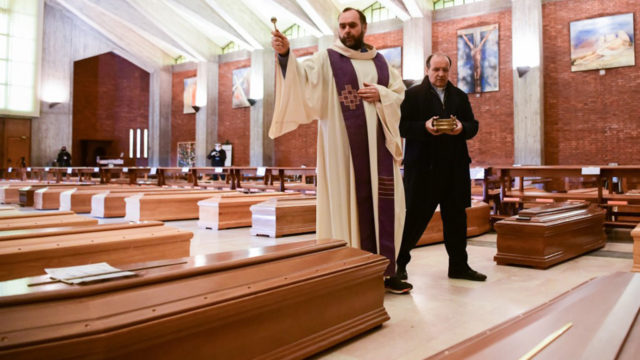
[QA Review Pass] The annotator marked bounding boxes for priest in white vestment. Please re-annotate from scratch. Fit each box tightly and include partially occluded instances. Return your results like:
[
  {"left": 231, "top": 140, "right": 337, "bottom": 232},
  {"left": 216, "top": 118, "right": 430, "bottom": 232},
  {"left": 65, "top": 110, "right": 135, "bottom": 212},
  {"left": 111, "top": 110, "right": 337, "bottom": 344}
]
[{"left": 270, "top": 8, "right": 411, "bottom": 293}]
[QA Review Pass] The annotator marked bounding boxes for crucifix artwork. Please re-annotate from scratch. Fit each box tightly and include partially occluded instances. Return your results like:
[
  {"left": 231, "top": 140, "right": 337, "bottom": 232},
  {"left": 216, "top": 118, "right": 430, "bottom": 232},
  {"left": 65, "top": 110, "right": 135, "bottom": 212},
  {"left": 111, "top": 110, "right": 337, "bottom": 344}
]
[{"left": 457, "top": 24, "right": 499, "bottom": 94}]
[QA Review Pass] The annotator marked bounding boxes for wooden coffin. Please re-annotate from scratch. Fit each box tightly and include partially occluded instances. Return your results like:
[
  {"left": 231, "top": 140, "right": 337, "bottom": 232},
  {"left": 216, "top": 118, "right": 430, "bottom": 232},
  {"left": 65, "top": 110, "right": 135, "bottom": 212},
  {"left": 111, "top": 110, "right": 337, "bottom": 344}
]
[
  {"left": 632, "top": 223, "right": 640, "bottom": 272},
  {"left": 0, "top": 224, "right": 192, "bottom": 281},
  {"left": 33, "top": 187, "right": 69, "bottom": 209},
  {"left": 0, "top": 239, "right": 389, "bottom": 360},
  {"left": 250, "top": 196, "right": 316, "bottom": 237},
  {"left": 426, "top": 272, "right": 640, "bottom": 360},
  {"left": 0, "top": 221, "right": 163, "bottom": 242},
  {"left": 124, "top": 190, "right": 236, "bottom": 221},
  {"left": 0, "top": 213, "right": 98, "bottom": 231},
  {"left": 494, "top": 201, "right": 605, "bottom": 269},
  {"left": 198, "top": 192, "right": 303, "bottom": 230},
  {"left": 417, "top": 201, "right": 491, "bottom": 246},
  {"left": 0, "top": 186, "right": 21, "bottom": 204}
]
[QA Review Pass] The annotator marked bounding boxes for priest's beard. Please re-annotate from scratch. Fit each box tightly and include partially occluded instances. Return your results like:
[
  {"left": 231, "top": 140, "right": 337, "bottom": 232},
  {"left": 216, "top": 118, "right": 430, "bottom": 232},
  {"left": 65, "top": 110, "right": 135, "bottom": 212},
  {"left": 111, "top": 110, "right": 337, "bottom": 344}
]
[{"left": 340, "top": 31, "right": 365, "bottom": 51}]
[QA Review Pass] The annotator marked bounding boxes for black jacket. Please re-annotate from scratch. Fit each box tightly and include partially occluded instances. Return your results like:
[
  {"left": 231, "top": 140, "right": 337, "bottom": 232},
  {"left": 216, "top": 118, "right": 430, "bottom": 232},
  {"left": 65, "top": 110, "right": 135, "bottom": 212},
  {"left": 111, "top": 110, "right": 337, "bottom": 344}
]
[{"left": 400, "top": 77, "right": 478, "bottom": 170}]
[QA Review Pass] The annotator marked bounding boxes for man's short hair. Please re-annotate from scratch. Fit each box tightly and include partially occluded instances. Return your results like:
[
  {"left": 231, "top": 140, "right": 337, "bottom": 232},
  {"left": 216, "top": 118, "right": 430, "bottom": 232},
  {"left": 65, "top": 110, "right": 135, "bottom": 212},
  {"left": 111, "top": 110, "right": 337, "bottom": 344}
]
[
  {"left": 340, "top": 7, "right": 367, "bottom": 26},
  {"left": 426, "top": 54, "right": 452, "bottom": 69}
]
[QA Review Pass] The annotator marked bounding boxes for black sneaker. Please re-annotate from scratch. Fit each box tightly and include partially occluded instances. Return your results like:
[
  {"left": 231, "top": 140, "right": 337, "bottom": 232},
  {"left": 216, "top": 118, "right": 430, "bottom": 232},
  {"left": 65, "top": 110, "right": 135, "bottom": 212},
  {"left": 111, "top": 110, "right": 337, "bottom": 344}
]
[
  {"left": 396, "top": 266, "right": 408, "bottom": 281},
  {"left": 384, "top": 276, "right": 412, "bottom": 294},
  {"left": 448, "top": 267, "right": 487, "bottom": 282}
]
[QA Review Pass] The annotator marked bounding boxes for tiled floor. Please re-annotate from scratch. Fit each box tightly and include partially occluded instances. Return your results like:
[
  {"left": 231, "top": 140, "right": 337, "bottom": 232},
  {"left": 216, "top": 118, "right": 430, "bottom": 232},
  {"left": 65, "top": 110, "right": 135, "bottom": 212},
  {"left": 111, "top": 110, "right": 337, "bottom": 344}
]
[{"left": 160, "top": 220, "right": 633, "bottom": 360}]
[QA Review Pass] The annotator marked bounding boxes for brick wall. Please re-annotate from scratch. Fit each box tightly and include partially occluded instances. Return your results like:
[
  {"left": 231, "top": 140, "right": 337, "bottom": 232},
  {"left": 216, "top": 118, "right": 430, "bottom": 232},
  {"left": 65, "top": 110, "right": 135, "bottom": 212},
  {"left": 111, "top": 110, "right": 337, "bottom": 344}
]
[
  {"left": 218, "top": 59, "right": 251, "bottom": 166},
  {"left": 72, "top": 52, "right": 149, "bottom": 166},
  {"left": 273, "top": 46, "right": 318, "bottom": 166},
  {"left": 171, "top": 69, "right": 196, "bottom": 166},
  {"left": 433, "top": 10, "right": 514, "bottom": 166},
  {"left": 543, "top": 0, "right": 640, "bottom": 165}
]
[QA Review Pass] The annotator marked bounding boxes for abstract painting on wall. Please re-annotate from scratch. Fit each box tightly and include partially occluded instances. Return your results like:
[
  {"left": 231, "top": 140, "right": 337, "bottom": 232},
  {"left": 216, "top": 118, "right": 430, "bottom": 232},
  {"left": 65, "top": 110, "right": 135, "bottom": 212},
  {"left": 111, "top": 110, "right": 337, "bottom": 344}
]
[
  {"left": 183, "top": 77, "right": 196, "bottom": 114},
  {"left": 378, "top": 47, "right": 402, "bottom": 77},
  {"left": 177, "top": 141, "right": 195, "bottom": 167},
  {"left": 232, "top": 67, "right": 251, "bottom": 108},
  {"left": 570, "top": 13, "right": 635, "bottom": 72},
  {"left": 457, "top": 24, "right": 499, "bottom": 94}
]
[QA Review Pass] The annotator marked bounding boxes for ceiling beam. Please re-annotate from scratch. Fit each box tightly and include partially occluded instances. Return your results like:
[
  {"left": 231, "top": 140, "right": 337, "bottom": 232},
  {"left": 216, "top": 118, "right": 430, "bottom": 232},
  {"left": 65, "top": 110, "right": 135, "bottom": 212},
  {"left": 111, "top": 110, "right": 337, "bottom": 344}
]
[
  {"left": 52, "top": 0, "right": 172, "bottom": 70},
  {"left": 379, "top": 0, "right": 411, "bottom": 21},
  {"left": 260, "top": 0, "right": 323, "bottom": 37},
  {"left": 163, "top": 0, "right": 255, "bottom": 50},
  {"left": 295, "top": 0, "right": 339, "bottom": 35},
  {"left": 125, "top": 0, "right": 220, "bottom": 61},
  {"left": 203, "top": 0, "right": 271, "bottom": 49},
  {"left": 402, "top": 0, "right": 431, "bottom": 17}
]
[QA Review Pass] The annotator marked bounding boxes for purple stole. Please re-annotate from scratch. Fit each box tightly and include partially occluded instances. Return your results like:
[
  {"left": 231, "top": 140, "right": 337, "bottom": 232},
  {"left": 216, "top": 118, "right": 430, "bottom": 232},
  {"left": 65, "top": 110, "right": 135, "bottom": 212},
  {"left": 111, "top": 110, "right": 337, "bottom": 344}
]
[{"left": 327, "top": 48, "right": 396, "bottom": 276}]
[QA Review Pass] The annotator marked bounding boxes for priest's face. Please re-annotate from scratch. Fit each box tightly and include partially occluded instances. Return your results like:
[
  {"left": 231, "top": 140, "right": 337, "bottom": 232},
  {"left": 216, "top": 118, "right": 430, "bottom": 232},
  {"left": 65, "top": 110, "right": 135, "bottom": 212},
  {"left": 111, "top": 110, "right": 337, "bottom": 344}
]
[
  {"left": 427, "top": 55, "right": 451, "bottom": 88},
  {"left": 338, "top": 10, "right": 366, "bottom": 50}
]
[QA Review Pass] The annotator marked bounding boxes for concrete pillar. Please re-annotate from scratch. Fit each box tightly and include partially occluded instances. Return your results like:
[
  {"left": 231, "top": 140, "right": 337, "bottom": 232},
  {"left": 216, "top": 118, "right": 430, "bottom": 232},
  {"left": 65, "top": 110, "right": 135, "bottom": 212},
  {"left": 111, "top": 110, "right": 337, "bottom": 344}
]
[
  {"left": 194, "top": 61, "right": 219, "bottom": 166},
  {"left": 148, "top": 66, "right": 172, "bottom": 166},
  {"left": 512, "top": 0, "right": 544, "bottom": 165},
  {"left": 402, "top": 14, "right": 432, "bottom": 81},
  {"left": 249, "top": 49, "right": 276, "bottom": 166}
]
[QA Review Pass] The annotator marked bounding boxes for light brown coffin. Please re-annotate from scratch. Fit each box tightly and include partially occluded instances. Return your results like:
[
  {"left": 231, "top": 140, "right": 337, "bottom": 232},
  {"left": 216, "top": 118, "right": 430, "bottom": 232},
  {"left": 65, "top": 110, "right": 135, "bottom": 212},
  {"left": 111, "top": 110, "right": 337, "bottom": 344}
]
[
  {"left": 59, "top": 186, "right": 169, "bottom": 213},
  {"left": 0, "top": 221, "right": 163, "bottom": 242},
  {"left": 632, "top": 223, "right": 640, "bottom": 272},
  {"left": 0, "top": 213, "right": 98, "bottom": 231},
  {"left": 0, "top": 224, "right": 192, "bottom": 281},
  {"left": 0, "top": 186, "right": 22, "bottom": 204},
  {"left": 250, "top": 196, "right": 317, "bottom": 237},
  {"left": 198, "top": 192, "right": 303, "bottom": 230},
  {"left": 417, "top": 201, "right": 491, "bottom": 246},
  {"left": 124, "top": 190, "right": 238, "bottom": 221},
  {"left": 32, "top": 187, "right": 69, "bottom": 209},
  {"left": 494, "top": 201, "right": 606, "bottom": 269},
  {"left": 426, "top": 272, "right": 640, "bottom": 360},
  {"left": 0, "top": 239, "right": 389, "bottom": 360}
]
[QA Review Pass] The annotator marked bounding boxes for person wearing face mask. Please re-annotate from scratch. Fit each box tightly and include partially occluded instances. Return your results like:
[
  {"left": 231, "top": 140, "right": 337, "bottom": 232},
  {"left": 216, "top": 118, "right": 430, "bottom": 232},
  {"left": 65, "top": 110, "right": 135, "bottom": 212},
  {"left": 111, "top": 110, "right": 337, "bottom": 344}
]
[
  {"left": 207, "top": 143, "right": 226, "bottom": 180},
  {"left": 392, "top": 54, "right": 486, "bottom": 286},
  {"left": 270, "top": 8, "right": 411, "bottom": 294}
]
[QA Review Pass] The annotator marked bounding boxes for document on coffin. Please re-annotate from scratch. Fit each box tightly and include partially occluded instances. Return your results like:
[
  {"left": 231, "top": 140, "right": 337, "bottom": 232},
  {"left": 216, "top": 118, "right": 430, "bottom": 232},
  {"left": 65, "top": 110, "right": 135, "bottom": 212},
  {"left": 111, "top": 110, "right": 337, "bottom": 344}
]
[{"left": 45, "top": 262, "right": 136, "bottom": 285}]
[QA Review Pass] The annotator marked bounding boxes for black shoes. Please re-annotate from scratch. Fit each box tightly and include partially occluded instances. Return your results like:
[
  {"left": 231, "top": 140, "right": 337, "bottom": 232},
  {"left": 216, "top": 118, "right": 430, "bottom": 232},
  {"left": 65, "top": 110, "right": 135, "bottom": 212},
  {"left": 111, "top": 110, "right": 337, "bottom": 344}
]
[
  {"left": 396, "top": 266, "right": 408, "bottom": 281},
  {"left": 384, "top": 276, "right": 413, "bottom": 294},
  {"left": 448, "top": 267, "right": 487, "bottom": 282}
]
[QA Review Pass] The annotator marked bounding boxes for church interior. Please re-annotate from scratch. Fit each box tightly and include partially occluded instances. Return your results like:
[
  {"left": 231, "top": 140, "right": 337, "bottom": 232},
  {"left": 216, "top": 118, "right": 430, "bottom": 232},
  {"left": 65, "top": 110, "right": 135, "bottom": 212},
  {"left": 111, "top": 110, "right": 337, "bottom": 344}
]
[{"left": 1, "top": 0, "right": 639, "bottom": 358}]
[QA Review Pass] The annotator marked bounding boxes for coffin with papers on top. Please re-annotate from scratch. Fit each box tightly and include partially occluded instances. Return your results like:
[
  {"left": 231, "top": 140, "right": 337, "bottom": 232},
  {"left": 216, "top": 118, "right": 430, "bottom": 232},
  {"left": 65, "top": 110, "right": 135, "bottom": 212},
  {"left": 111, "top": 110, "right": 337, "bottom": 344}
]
[
  {"left": 494, "top": 201, "right": 605, "bottom": 269},
  {"left": 0, "top": 239, "right": 389, "bottom": 360}
]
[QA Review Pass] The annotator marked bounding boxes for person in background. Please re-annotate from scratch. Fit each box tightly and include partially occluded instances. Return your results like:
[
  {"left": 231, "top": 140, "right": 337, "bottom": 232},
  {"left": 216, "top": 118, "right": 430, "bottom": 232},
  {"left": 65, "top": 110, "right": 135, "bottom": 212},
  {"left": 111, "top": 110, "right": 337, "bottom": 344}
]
[
  {"left": 57, "top": 146, "right": 71, "bottom": 167},
  {"left": 207, "top": 143, "right": 227, "bottom": 180}
]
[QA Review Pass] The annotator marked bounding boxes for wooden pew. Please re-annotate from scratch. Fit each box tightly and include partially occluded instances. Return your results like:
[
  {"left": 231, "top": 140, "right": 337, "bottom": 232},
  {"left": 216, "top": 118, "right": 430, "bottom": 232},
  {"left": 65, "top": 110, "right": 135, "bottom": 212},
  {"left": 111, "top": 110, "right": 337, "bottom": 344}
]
[
  {"left": 0, "top": 239, "right": 389, "bottom": 359},
  {"left": 417, "top": 201, "right": 492, "bottom": 246},
  {"left": 250, "top": 196, "right": 317, "bottom": 237},
  {"left": 0, "top": 212, "right": 98, "bottom": 231},
  {"left": 198, "top": 192, "right": 303, "bottom": 230},
  {"left": 426, "top": 272, "right": 640, "bottom": 359},
  {"left": 125, "top": 190, "right": 238, "bottom": 221},
  {"left": 633, "top": 223, "right": 640, "bottom": 272},
  {"left": 494, "top": 201, "right": 605, "bottom": 269},
  {"left": 0, "top": 223, "right": 192, "bottom": 281}
]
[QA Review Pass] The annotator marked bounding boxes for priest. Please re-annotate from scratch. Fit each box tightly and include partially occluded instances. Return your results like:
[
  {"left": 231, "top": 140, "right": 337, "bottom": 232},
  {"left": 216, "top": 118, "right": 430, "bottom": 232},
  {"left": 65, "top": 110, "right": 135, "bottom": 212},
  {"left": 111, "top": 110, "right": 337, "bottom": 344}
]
[{"left": 270, "top": 8, "right": 411, "bottom": 294}]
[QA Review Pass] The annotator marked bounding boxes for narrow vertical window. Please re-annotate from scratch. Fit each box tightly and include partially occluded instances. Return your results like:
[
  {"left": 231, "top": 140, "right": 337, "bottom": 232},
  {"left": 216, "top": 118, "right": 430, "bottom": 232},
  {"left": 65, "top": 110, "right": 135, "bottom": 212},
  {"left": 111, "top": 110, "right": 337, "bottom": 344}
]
[
  {"left": 143, "top": 129, "right": 148, "bottom": 158},
  {"left": 136, "top": 128, "right": 141, "bottom": 158},
  {"left": 129, "top": 129, "right": 134, "bottom": 158}
]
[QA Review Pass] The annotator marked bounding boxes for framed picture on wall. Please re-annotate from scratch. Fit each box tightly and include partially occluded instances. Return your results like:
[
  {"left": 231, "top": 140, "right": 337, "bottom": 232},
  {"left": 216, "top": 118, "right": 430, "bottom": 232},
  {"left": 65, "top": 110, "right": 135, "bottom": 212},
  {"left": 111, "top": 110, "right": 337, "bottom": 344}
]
[
  {"left": 183, "top": 77, "right": 197, "bottom": 114},
  {"left": 378, "top": 47, "right": 402, "bottom": 77},
  {"left": 232, "top": 67, "right": 251, "bottom": 108},
  {"left": 570, "top": 13, "right": 635, "bottom": 72},
  {"left": 177, "top": 141, "right": 195, "bottom": 167},
  {"left": 457, "top": 24, "right": 499, "bottom": 94}
]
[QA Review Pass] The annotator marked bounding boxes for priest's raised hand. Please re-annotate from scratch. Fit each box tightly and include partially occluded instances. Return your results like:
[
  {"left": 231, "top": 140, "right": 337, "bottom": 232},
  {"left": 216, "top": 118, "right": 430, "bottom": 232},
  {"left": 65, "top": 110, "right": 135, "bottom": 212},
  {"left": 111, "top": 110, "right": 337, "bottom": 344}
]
[{"left": 271, "top": 30, "right": 289, "bottom": 56}]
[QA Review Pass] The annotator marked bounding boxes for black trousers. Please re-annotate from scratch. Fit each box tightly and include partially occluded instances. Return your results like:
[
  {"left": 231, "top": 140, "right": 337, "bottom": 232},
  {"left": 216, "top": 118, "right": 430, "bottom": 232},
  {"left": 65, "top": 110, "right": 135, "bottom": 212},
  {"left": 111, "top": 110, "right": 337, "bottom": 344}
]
[{"left": 397, "top": 165, "right": 470, "bottom": 271}]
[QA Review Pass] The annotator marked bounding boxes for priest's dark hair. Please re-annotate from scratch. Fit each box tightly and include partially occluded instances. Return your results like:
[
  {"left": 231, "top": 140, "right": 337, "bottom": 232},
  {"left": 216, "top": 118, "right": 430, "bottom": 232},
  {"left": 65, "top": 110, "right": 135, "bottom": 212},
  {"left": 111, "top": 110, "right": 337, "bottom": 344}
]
[
  {"left": 340, "top": 7, "right": 367, "bottom": 25},
  {"left": 426, "top": 53, "right": 452, "bottom": 69}
]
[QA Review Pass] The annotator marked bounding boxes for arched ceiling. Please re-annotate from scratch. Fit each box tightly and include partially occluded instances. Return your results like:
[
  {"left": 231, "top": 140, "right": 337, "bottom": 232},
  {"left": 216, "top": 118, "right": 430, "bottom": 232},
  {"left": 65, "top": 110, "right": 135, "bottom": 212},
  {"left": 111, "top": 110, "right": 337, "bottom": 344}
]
[{"left": 47, "top": 0, "right": 431, "bottom": 66}]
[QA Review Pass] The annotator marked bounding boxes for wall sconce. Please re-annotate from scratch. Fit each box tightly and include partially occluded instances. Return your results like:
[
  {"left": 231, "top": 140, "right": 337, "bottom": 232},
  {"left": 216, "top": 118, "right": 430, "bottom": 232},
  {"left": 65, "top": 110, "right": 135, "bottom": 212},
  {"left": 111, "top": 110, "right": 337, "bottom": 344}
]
[
  {"left": 516, "top": 66, "right": 531, "bottom": 78},
  {"left": 49, "top": 102, "right": 61, "bottom": 108},
  {"left": 192, "top": 105, "right": 200, "bottom": 112}
]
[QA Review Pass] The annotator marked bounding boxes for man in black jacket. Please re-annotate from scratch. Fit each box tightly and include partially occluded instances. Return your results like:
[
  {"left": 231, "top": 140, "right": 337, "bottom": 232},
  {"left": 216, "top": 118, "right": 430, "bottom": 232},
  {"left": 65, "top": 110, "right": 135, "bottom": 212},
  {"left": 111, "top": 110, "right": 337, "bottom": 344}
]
[{"left": 395, "top": 54, "right": 486, "bottom": 284}]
